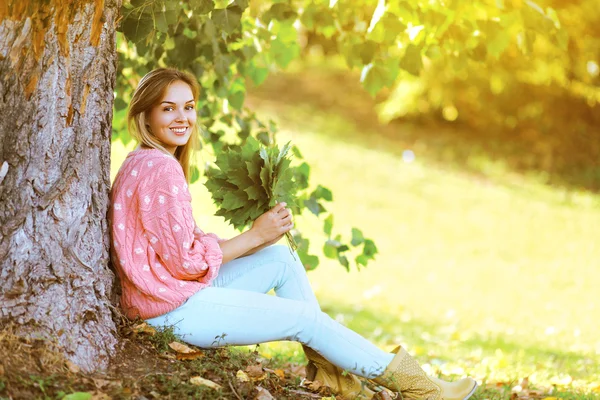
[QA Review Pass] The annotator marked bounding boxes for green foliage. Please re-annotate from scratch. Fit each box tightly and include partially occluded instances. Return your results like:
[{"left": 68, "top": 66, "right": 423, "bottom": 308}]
[
  {"left": 113, "top": 0, "right": 577, "bottom": 270},
  {"left": 205, "top": 138, "right": 297, "bottom": 238}
]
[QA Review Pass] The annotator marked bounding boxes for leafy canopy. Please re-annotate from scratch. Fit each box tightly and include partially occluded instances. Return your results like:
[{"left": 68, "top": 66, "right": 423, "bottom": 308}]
[{"left": 113, "top": 0, "right": 562, "bottom": 270}]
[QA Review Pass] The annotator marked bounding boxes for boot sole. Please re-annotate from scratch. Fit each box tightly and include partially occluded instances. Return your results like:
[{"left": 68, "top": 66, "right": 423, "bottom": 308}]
[{"left": 463, "top": 382, "right": 478, "bottom": 400}]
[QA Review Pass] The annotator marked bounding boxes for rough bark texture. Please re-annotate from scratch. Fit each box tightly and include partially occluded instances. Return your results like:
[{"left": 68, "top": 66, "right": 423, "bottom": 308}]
[{"left": 0, "top": 0, "right": 120, "bottom": 371}]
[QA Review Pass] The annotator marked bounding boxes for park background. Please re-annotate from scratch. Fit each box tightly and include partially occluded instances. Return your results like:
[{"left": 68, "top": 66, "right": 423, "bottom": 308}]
[
  {"left": 1, "top": 0, "right": 599, "bottom": 398},
  {"left": 110, "top": 5, "right": 600, "bottom": 394}
]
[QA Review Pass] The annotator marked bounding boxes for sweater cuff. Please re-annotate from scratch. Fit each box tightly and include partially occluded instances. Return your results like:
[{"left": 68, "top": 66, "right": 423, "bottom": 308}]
[
  {"left": 206, "top": 232, "right": 228, "bottom": 244},
  {"left": 197, "top": 234, "right": 223, "bottom": 285}
]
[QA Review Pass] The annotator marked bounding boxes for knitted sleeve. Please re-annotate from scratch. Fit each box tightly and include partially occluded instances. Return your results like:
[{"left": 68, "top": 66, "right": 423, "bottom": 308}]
[{"left": 138, "top": 159, "right": 223, "bottom": 282}]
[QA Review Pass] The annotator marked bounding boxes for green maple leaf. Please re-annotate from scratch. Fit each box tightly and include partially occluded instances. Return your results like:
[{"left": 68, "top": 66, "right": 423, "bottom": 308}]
[{"left": 221, "top": 191, "right": 247, "bottom": 210}]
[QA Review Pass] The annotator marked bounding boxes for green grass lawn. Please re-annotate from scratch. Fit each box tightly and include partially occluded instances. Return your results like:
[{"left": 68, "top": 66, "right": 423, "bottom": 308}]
[{"left": 111, "top": 84, "right": 600, "bottom": 398}]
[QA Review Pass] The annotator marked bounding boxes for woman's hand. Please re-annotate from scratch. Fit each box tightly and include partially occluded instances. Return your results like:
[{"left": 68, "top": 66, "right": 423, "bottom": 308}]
[
  {"left": 218, "top": 203, "right": 293, "bottom": 264},
  {"left": 250, "top": 202, "right": 293, "bottom": 245}
]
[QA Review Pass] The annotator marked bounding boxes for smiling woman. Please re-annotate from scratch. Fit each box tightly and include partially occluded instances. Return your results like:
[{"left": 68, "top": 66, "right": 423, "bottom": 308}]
[
  {"left": 108, "top": 67, "right": 478, "bottom": 400},
  {"left": 146, "top": 81, "right": 197, "bottom": 153},
  {"left": 126, "top": 68, "right": 201, "bottom": 181}
]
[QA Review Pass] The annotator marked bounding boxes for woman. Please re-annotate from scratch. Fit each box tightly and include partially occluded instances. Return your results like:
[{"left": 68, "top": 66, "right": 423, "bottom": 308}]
[{"left": 109, "top": 68, "right": 478, "bottom": 400}]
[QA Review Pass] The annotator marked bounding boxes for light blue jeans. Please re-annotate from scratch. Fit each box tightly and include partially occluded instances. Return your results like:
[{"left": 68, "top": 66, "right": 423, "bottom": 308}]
[{"left": 146, "top": 245, "right": 394, "bottom": 378}]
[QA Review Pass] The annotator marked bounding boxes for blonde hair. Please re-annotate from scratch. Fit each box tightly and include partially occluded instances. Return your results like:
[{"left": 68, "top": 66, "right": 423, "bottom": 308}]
[{"left": 127, "top": 68, "right": 201, "bottom": 182}]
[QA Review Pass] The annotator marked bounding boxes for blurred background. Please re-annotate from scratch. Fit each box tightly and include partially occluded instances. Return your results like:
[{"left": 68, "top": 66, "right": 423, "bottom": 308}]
[{"left": 112, "top": 0, "right": 600, "bottom": 396}]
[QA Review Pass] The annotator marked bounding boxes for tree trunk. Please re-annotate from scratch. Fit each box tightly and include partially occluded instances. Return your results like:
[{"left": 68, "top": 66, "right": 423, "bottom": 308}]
[{"left": 0, "top": 0, "right": 120, "bottom": 372}]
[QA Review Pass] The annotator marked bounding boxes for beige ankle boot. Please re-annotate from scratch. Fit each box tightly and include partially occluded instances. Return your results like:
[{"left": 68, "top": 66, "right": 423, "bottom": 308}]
[
  {"left": 303, "top": 345, "right": 375, "bottom": 399},
  {"left": 372, "top": 346, "right": 477, "bottom": 400}
]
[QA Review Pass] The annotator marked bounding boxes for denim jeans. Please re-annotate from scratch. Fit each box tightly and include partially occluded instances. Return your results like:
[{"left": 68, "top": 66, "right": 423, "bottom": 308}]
[{"left": 146, "top": 245, "right": 394, "bottom": 378}]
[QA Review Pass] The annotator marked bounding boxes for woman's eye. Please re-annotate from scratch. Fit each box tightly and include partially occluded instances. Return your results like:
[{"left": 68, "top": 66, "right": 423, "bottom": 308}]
[
  {"left": 163, "top": 107, "right": 173, "bottom": 111},
  {"left": 185, "top": 105, "right": 194, "bottom": 110}
]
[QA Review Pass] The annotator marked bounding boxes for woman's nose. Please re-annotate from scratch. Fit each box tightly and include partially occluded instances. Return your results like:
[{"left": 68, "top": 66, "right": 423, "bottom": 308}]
[{"left": 175, "top": 110, "right": 186, "bottom": 122}]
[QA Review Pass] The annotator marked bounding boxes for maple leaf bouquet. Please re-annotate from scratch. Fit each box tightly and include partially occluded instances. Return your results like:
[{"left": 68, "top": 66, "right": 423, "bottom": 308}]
[{"left": 204, "top": 137, "right": 298, "bottom": 251}]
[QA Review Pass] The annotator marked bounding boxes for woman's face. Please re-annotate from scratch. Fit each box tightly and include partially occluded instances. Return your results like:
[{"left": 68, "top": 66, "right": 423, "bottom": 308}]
[{"left": 147, "top": 80, "right": 197, "bottom": 154}]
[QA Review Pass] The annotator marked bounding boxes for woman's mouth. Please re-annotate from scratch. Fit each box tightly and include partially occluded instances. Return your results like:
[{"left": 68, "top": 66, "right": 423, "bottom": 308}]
[{"left": 170, "top": 127, "right": 188, "bottom": 136}]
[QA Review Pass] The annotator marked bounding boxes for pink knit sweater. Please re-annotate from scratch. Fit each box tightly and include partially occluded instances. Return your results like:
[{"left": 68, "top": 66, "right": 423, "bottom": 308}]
[{"left": 109, "top": 148, "right": 224, "bottom": 320}]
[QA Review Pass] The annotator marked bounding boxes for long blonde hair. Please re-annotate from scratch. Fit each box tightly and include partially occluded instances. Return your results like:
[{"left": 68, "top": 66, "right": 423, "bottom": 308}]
[{"left": 127, "top": 68, "right": 201, "bottom": 183}]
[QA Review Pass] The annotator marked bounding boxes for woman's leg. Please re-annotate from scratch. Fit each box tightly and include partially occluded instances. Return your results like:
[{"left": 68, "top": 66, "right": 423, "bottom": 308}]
[
  {"left": 146, "top": 286, "right": 394, "bottom": 378},
  {"left": 211, "top": 245, "right": 320, "bottom": 309},
  {"left": 210, "top": 245, "right": 376, "bottom": 397}
]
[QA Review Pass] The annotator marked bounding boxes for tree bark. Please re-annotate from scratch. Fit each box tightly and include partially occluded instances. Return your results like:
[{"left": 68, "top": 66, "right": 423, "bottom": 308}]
[{"left": 0, "top": 0, "right": 120, "bottom": 372}]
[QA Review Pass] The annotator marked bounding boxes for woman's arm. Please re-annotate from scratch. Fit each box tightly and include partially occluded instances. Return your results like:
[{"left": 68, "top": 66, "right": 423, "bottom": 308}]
[
  {"left": 219, "top": 202, "right": 293, "bottom": 264},
  {"left": 240, "top": 234, "right": 285, "bottom": 257}
]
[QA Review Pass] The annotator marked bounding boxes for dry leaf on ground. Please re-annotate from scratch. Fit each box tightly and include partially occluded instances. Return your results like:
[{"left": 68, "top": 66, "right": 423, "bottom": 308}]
[
  {"left": 189, "top": 376, "right": 222, "bottom": 390},
  {"left": 168, "top": 341, "right": 196, "bottom": 354},
  {"left": 236, "top": 370, "right": 250, "bottom": 383},
  {"left": 65, "top": 360, "right": 80, "bottom": 374},
  {"left": 255, "top": 386, "right": 275, "bottom": 400},
  {"left": 92, "top": 378, "right": 114, "bottom": 389},
  {"left": 287, "top": 363, "right": 306, "bottom": 378},
  {"left": 306, "top": 379, "right": 324, "bottom": 391},
  {"left": 246, "top": 364, "right": 268, "bottom": 381},
  {"left": 132, "top": 323, "right": 156, "bottom": 335},
  {"left": 176, "top": 351, "right": 204, "bottom": 361},
  {"left": 372, "top": 389, "right": 395, "bottom": 400}
]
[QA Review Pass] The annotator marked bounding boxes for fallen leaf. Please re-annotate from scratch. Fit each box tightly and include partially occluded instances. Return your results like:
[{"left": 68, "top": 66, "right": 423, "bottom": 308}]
[
  {"left": 236, "top": 370, "right": 250, "bottom": 383},
  {"left": 246, "top": 364, "right": 264, "bottom": 377},
  {"left": 132, "top": 322, "right": 156, "bottom": 335},
  {"left": 373, "top": 390, "right": 395, "bottom": 400},
  {"left": 287, "top": 363, "right": 306, "bottom": 378},
  {"left": 189, "top": 376, "right": 222, "bottom": 390},
  {"left": 0, "top": 364, "right": 4, "bottom": 376},
  {"left": 255, "top": 386, "right": 274, "bottom": 400},
  {"left": 307, "top": 379, "right": 324, "bottom": 391},
  {"left": 168, "top": 341, "right": 196, "bottom": 354},
  {"left": 520, "top": 377, "right": 529, "bottom": 390},
  {"left": 176, "top": 350, "right": 204, "bottom": 361},
  {"left": 92, "top": 378, "right": 112, "bottom": 389},
  {"left": 246, "top": 364, "right": 267, "bottom": 381},
  {"left": 158, "top": 352, "right": 177, "bottom": 360},
  {"left": 273, "top": 369, "right": 285, "bottom": 380},
  {"left": 65, "top": 360, "right": 81, "bottom": 374},
  {"left": 512, "top": 384, "right": 523, "bottom": 392}
]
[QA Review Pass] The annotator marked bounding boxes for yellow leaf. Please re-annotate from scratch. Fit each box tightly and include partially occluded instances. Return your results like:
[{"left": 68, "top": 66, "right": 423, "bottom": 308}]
[
  {"left": 189, "top": 376, "right": 222, "bottom": 390},
  {"left": 413, "top": 345, "right": 425, "bottom": 356},
  {"left": 236, "top": 370, "right": 250, "bottom": 383},
  {"left": 307, "top": 379, "right": 324, "bottom": 391},
  {"left": 176, "top": 350, "right": 204, "bottom": 361},
  {"left": 273, "top": 369, "right": 285, "bottom": 380},
  {"left": 132, "top": 322, "right": 156, "bottom": 335},
  {"left": 65, "top": 360, "right": 81, "bottom": 374},
  {"left": 245, "top": 364, "right": 267, "bottom": 381},
  {"left": 168, "top": 341, "right": 195, "bottom": 354}
]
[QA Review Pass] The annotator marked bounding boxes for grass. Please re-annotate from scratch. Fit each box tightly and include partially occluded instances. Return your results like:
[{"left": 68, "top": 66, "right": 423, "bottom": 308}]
[{"left": 107, "top": 69, "right": 600, "bottom": 398}]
